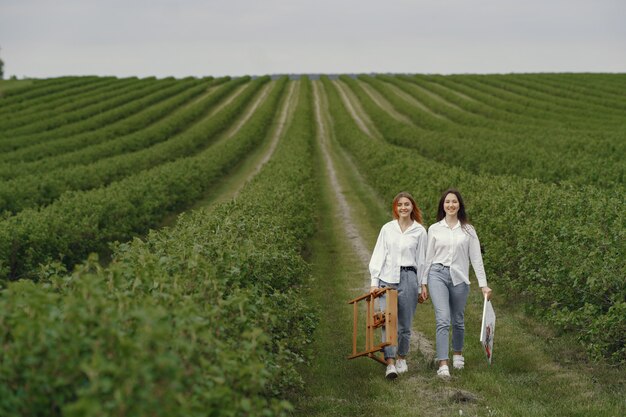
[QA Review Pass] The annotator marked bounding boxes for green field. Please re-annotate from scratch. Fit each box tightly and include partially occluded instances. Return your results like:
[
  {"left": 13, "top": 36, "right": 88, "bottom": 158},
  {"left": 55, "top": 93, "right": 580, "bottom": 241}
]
[{"left": 0, "top": 74, "right": 624, "bottom": 416}]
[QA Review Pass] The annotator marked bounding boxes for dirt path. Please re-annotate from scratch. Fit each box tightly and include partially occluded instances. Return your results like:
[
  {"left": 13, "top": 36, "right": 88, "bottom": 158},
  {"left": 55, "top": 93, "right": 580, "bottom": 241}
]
[
  {"left": 318, "top": 80, "right": 386, "bottom": 218},
  {"left": 334, "top": 79, "right": 383, "bottom": 140},
  {"left": 222, "top": 82, "right": 273, "bottom": 139},
  {"left": 187, "top": 80, "right": 296, "bottom": 208},
  {"left": 312, "top": 81, "right": 372, "bottom": 268},
  {"left": 378, "top": 81, "right": 447, "bottom": 120},
  {"left": 425, "top": 79, "right": 478, "bottom": 103},
  {"left": 185, "top": 83, "right": 219, "bottom": 107},
  {"left": 180, "top": 81, "right": 247, "bottom": 116},
  {"left": 183, "top": 80, "right": 296, "bottom": 208},
  {"left": 206, "top": 83, "right": 248, "bottom": 116},
  {"left": 231, "top": 80, "right": 299, "bottom": 199},
  {"left": 394, "top": 78, "right": 469, "bottom": 113},
  {"left": 239, "top": 81, "right": 299, "bottom": 188},
  {"left": 314, "top": 80, "right": 436, "bottom": 360},
  {"left": 357, "top": 80, "right": 413, "bottom": 124},
  {"left": 158, "top": 81, "right": 283, "bottom": 227}
]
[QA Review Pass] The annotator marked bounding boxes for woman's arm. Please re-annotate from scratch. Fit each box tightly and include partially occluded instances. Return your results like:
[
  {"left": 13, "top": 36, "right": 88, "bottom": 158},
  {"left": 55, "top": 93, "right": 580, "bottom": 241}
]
[
  {"left": 415, "top": 228, "right": 428, "bottom": 283},
  {"left": 369, "top": 227, "right": 387, "bottom": 289},
  {"left": 468, "top": 226, "right": 492, "bottom": 299},
  {"left": 420, "top": 227, "right": 436, "bottom": 285}
]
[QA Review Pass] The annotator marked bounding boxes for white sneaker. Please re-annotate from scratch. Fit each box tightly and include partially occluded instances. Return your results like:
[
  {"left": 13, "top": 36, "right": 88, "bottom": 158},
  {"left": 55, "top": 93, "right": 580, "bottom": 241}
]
[
  {"left": 437, "top": 365, "right": 450, "bottom": 379},
  {"left": 385, "top": 364, "right": 398, "bottom": 380},
  {"left": 395, "top": 359, "right": 408, "bottom": 374},
  {"left": 453, "top": 355, "right": 465, "bottom": 370}
]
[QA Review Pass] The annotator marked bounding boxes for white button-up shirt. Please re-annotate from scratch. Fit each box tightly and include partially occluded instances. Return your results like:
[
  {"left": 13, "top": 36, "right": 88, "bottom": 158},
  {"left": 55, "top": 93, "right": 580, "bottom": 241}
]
[
  {"left": 422, "top": 219, "right": 488, "bottom": 287},
  {"left": 369, "top": 220, "right": 428, "bottom": 287}
]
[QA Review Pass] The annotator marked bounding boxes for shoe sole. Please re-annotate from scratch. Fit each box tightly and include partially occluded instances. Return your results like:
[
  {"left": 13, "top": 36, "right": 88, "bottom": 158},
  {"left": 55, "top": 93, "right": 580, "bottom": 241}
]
[{"left": 385, "top": 372, "right": 398, "bottom": 380}]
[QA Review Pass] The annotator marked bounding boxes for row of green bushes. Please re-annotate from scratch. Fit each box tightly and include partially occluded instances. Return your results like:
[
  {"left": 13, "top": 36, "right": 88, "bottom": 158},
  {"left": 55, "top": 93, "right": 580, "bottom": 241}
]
[
  {"left": 0, "top": 78, "right": 123, "bottom": 128},
  {"left": 470, "top": 73, "right": 626, "bottom": 113},
  {"left": 0, "top": 77, "right": 316, "bottom": 416},
  {"left": 0, "top": 77, "right": 111, "bottom": 111},
  {"left": 0, "top": 76, "right": 284, "bottom": 280},
  {"left": 390, "top": 73, "right": 625, "bottom": 143},
  {"left": 0, "top": 77, "right": 253, "bottom": 214},
  {"left": 423, "top": 74, "right": 626, "bottom": 126},
  {"left": 322, "top": 76, "right": 626, "bottom": 364},
  {"left": 400, "top": 75, "right": 626, "bottom": 187},
  {"left": 531, "top": 73, "right": 626, "bottom": 101},
  {"left": 0, "top": 77, "right": 143, "bottom": 131},
  {"left": 0, "top": 78, "right": 172, "bottom": 145},
  {"left": 0, "top": 77, "right": 218, "bottom": 167},
  {"left": 348, "top": 75, "right": 625, "bottom": 190},
  {"left": 387, "top": 74, "right": 604, "bottom": 131}
]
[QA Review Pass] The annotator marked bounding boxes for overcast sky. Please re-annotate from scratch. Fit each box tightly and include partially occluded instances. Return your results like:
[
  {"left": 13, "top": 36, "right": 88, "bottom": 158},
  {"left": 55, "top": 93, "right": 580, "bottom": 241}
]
[{"left": 1, "top": 0, "right": 625, "bottom": 78}]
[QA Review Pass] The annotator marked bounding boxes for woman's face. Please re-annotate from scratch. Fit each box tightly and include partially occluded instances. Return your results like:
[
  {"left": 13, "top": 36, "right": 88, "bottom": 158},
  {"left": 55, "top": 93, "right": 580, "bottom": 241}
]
[
  {"left": 443, "top": 193, "right": 460, "bottom": 217},
  {"left": 397, "top": 197, "right": 413, "bottom": 220}
]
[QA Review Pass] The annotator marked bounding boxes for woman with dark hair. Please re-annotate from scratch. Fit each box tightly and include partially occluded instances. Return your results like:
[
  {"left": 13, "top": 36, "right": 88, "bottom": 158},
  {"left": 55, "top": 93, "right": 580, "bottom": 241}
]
[
  {"left": 421, "top": 189, "right": 492, "bottom": 379},
  {"left": 369, "top": 192, "right": 428, "bottom": 380}
]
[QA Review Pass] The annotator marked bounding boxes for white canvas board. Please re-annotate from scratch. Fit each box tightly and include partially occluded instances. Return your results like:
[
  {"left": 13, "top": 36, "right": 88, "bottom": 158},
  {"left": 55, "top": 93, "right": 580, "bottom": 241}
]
[{"left": 480, "top": 297, "right": 496, "bottom": 364}]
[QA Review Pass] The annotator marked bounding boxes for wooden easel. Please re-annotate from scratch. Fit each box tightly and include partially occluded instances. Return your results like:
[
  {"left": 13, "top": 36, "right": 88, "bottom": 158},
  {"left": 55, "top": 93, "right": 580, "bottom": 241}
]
[{"left": 347, "top": 288, "right": 398, "bottom": 365}]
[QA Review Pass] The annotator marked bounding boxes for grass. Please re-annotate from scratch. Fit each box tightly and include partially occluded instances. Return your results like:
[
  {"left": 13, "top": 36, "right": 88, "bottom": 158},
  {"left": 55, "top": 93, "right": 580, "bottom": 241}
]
[{"left": 408, "top": 283, "right": 625, "bottom": 416}]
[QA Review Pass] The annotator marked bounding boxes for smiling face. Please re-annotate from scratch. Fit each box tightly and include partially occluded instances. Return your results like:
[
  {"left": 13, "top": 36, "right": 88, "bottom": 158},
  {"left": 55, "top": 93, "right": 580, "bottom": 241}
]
[
  {"left": 436, "top": 189, "right": 467, "bottom": 223},
  {"left": 443, "top": 193, "right": 460, "bottom": 218},
  {"left": 396, "top": 197, "right": 413, "bottom": 220},
  {"left": 392, "top": 192, "right": 423, "bottom": 224}
]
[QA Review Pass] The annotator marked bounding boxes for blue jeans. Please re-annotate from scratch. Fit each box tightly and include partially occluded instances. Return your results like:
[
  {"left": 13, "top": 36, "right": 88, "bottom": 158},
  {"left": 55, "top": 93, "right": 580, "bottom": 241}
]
[
  {"left": 428, "top": 264, "right": 470, "bottom": 361},
  {"left": 379, "top": 269, "right": 419, "bottom": 360}
]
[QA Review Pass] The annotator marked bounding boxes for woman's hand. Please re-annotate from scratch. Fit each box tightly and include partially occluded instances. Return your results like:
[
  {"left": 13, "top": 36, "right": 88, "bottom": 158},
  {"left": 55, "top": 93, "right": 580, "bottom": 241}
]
[
  {"left": 482, "top": 286, "right": 493, "bottom": 300},
  {"left": 418, "top": 284, "right": 428, "bottom": 303},
  {"left": 370, "top": 286, "right": 378, "bottom": 294}
]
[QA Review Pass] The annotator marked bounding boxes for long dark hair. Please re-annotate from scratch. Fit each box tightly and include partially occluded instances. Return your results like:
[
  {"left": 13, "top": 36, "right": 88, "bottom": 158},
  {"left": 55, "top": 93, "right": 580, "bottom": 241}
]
[
  {"left": 436, "top": 188, "right": 469, "bottom": 225},
  {"left": 437, "top": 189, "right": 482, "bottom": 252},
  {"left": 392, "top": 192, "right": 423, "bottom": 225}
]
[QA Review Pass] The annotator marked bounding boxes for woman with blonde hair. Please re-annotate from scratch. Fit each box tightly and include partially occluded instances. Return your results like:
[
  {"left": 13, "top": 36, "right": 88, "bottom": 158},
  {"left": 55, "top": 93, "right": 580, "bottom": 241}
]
[{"left": 369, "top": 192, "right": 428, "bottom": 380}]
